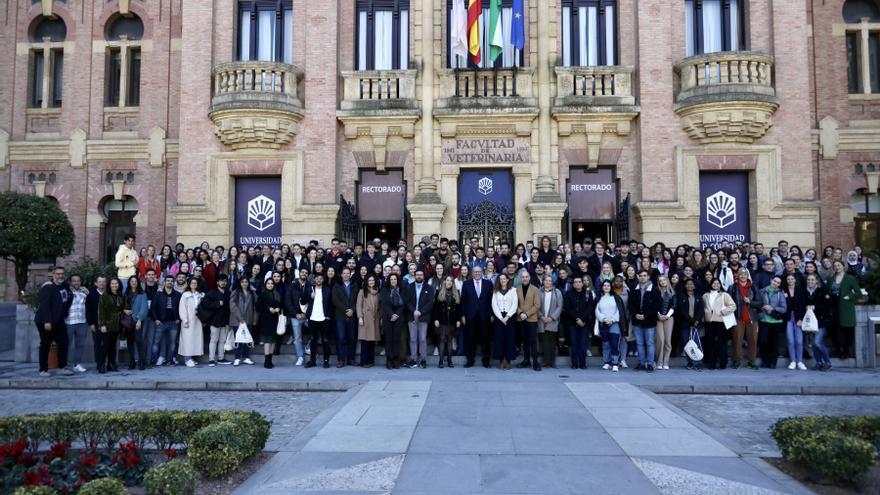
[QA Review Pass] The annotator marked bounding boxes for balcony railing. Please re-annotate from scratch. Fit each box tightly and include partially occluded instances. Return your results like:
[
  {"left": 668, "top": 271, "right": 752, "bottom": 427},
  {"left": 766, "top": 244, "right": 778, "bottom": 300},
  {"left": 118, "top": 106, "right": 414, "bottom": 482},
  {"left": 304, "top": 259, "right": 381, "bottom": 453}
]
[
  {"left": 210, "top": 60, "right": 303, "bottom": 113},
  {"left": 554, "top": 65, "right": 636, "bottom": 108},
  {"left": 339, "top": 69, "right": 418, "bottom": 112},
  {"left": 674, "top": 51, "right": 775, "bottom": 106},
  {"left": 436, "top": 67, "right": 536, "bottom": 113}
]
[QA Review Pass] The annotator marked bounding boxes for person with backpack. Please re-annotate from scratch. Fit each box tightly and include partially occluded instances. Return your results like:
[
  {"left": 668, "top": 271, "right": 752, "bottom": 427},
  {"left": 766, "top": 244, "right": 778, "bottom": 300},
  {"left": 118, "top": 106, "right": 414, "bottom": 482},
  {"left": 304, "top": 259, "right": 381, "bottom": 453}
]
[
  {"left": 178, "top": 278, "right": 204, "bottom": 367},
  {"left": 201, "top": 274, "right": 232, "bottom": 366}
]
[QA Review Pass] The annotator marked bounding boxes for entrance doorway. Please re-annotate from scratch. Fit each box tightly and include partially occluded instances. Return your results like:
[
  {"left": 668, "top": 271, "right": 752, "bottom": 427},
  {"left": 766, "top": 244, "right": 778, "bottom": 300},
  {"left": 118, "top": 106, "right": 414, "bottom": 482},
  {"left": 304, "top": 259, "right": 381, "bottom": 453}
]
[
  {"left": 571, "top": 221, "right": 614, "bottom": 245},
  {"left": 100, "top": 196, "right": 138, "bottom": 264},
  {"left": 363, "top": 222, "right": 403, "bottom": 245}
]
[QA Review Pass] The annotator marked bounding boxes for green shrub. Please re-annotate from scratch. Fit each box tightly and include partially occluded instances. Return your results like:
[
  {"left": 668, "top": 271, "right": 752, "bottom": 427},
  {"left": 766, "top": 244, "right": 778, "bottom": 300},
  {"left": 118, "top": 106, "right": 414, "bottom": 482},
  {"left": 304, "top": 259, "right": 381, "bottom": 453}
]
[
  {"left": 144, "top": 460, "right": 196, "bottom": 495},
  {"left": 77, "top": 478, "right": 126, "bottom": 495},
  {"left": 12, "top": 487, "right": 56, "bottom": 495},
  {"left": 771, "top": 415, "right": 880, "bottom": 482},
  {"left": 188, "top": 421, "right": 249, "bottom": 479}
]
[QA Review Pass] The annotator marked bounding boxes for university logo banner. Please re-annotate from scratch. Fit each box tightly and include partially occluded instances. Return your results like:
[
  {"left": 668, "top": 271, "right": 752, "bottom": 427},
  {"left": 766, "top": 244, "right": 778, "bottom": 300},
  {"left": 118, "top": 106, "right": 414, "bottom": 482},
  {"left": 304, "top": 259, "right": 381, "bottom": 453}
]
[
  {"left": 458, "top": 169, "right": 513, "bottom": 214},
  {"left": 699, "top": 173, "right": 750, "bottom": 249},
  {"left": 235, "top": 177, "right": 282, "bottom": 247}
]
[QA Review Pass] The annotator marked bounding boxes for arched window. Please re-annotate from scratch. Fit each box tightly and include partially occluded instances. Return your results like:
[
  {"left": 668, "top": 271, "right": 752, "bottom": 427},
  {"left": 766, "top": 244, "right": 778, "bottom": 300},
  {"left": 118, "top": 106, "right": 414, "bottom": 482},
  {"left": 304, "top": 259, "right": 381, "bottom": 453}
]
[
  {"left": 28, "top": 17, "right": 66, "bottom": 108},
  {"left": 104, "top": 14, "right": 144, "bottom": 107},
  {"left": 356, "top": 0, "right": 409, "bottom": 70},
  {"left": 684, "top": 0, "right": 745, "bottom": 57},
  {"left": 844, "top": 0, "right": 880, "bottom": 94},
  {"left": 237, "top": 0, "right": 293, "bottom": 63},
  {"left": 561, "top": 0, "right": 617, "bottom": 67}
]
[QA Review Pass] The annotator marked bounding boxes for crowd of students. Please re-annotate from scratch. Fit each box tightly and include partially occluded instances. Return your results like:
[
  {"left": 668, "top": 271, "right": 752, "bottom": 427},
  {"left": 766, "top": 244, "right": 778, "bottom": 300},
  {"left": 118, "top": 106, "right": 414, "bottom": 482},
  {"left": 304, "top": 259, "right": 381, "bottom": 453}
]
[{"left": 33, "top": 233, "right": 867, "bottom": 376}]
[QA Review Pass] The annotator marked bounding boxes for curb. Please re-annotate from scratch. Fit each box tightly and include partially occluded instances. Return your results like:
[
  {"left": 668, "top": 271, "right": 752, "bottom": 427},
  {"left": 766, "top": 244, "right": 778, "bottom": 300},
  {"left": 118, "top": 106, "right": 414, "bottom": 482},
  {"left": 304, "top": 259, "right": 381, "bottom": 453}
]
[
  {"left": 641, "top": 384, "right": 880, "bottom": 395},
  {"left": 0, "top": 380, "right": 358, "bottom": 392}
]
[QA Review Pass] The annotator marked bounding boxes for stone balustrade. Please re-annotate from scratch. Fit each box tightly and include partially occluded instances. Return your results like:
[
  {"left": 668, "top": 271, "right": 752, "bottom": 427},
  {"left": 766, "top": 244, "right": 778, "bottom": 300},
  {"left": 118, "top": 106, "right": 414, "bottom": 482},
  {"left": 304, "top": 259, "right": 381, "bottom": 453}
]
[
  {"left": 554, "top": 65, "right": 636, "bottom": 108},
  {"left": 674, "top": 51, "right": 776, "bottom": 105},
  {"left": 339, "top": 70, "right": 418, "bottom": 112}
]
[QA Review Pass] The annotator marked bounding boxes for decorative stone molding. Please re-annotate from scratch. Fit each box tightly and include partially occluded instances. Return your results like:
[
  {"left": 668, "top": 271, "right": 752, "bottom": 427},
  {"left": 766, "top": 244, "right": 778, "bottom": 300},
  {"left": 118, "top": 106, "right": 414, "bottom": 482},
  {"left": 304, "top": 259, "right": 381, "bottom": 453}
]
[
  {"left": 111, "top": 179, "right": 126, "bottom": 200},
  {"left": 812, "top": 118, "right": 880, "bottom": 158},
  {"left": 103, "top": 107, "right": 140, "bottom": 134},
  {"left": 209, "top": 61, "right": 305, "bottom": 150},
  {"left": 0, "top": 129, "right": 8, "bottom": 169},
  {"left": 818, "top": 116, "right": 840, "bottom": 159},
  {"left": 41, "top": 0, "right": 53, "bottom": 17},
  {"left": 148, "top": 127, "right": 166, "bottom": 167},
  {"left": 118, "top": 0, "right": 131, "bottom": 15},
  {"left": 554, "top": 65, "right": 637, "bottom": 108},
  {"left": 32, "top": 181, "right": 47, "bottom": 198},
  {"left": 674, "top": 51, "right": 779, "bottom": 144},
  {"left": 26, "top": 108, "right": 61, "bottom": 135},
  {"left": 69, "top": 128, "right": 86, "bottom": 168},
  {"left": 436, "top": 113, "right": 537, "bottom": 138},
  {"left": 676, "top": 101, "right": 778, "bottom": 144},
  {"left": 555, "top": 114, "right": 637, "bottom": 168},
  {"left": 339, "top": 118, "right": 417, "bottom": 171}
]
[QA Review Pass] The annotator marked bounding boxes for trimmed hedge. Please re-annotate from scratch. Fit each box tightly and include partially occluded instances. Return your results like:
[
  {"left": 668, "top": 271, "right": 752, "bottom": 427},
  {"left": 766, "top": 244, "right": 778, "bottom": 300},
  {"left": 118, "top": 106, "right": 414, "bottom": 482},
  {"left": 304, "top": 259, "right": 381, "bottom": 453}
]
[
  {"left": 771, "top": 415, "right": 880, "bottom": 482},
  {"left": 77, "top": 478, "right": 126, "bottom": 495},
  {"left": 144, "top": 459, "right": 196, "bottom": 495},
  {"left": 12, "top": 487, "right": 56, "bottom": 495},
  {"left": 0, "top": 410, "right": 270, "bottom": 453}
]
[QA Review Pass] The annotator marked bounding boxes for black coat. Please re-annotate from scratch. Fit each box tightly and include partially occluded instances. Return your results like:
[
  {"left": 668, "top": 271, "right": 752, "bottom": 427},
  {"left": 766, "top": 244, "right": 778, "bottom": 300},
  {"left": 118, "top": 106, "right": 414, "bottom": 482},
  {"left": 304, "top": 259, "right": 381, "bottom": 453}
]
[
  {"left": 804, "top": 286, "right": 831, "bottom": 328},
  {"left": 405, "top": 282, "right": 435, "bottom": 323},
  {"left": 381, "top": 286, "right": 406, "bottom": 321},
  {"left": 303, "top": 285, "right": 333, "bottom": 321},
  {"left": 332, "top": 282, "right": 360, "bottom": 321},
  {"left": 460, "top": 278, "right": 493, "bottom": 321},
  {"left": 150, "top": 289, "right": 181, "bottom": 323},
  {"left": 201, "top": 288, "right": 231, "bottom": 327},
  {"left": 283, "top": 279, "right": 308, "bottom": 317},
  {"left": 563, "top": 288, "right": 596, "bottom": 329},
  {"left": 628, "top": 283, "right": 661, "bottom": 327},
  {"left": 35, "top": 282, "right": 72, "bottom": 327},
  {"left": 432, "top": 293, "right": 460, "bottom": 326},
  {"left": 257, "top": 289, "right": 282, "bottom": 338},
  {"left": 674, "top": 292, "right": 704, "bottom": 330}
]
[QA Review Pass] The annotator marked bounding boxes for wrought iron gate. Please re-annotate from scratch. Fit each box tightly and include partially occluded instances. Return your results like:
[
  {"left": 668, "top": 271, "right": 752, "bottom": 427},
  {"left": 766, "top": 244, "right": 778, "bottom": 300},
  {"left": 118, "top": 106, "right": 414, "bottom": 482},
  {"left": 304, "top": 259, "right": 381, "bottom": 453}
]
[
  {"left": 457, "top": 199, "right": 515, "bottom": 247},
  {"left": 615, "top": 192, "right": 631, "bottom": 242},
  {"left": 337, "top": 195, "right": 359, "bottom": 245}
]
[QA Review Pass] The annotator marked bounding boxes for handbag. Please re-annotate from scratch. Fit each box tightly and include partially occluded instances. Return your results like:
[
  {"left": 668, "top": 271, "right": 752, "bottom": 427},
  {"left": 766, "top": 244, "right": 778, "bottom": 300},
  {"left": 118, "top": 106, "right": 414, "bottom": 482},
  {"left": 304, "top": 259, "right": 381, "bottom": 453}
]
[
  {"left": 684, "top": 328, "right": 704, "bottom": 362},
  {"left": 276, "top": 314, "right": 287, "bottom": 336},
  {"left": 224, "top": 330, "right": 236, "bottom": 351},
  {"left": 802, "top": 308, "right": 819, "bottom": 333},
  {"left": 722, "top": 312, "right": 737, "bottom": 330},
  {"left": 119, "top": 313, "right": 134, "bottom": 332},
  {"left": 234, "top": 322, "right": 254, "bottom": 347},
  {"left": 593, "top": 320, "right": 600, "bottom": 337}
]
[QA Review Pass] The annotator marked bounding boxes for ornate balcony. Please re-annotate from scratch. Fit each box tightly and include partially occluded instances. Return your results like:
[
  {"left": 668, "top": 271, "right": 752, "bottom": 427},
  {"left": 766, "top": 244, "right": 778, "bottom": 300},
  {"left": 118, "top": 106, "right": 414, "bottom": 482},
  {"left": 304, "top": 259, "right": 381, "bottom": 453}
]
[
  {"left": 338, "top": 69, "right": 419, "bottom": 115},
  {"left": 673, "top": 51, "right": 778, "bottom": 144},
  {"left": 552, "top": 65, "right": 639, "bottom": 168},
  {"left": 209, "top": 60, "right": 304, "bottom": 150},
  {"left": 435, "top": 67, "right": 538, "bottom": 137}
]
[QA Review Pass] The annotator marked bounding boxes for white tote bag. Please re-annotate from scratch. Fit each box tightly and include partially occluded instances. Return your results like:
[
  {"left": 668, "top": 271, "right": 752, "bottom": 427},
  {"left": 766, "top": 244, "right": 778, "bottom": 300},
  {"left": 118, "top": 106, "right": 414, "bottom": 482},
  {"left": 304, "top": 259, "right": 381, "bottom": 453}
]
[
  {"left": 234, "top": 322, "right": 254, "bottom": 347},
  {"left": 684, "top": 328, "right": 704, "bottom": 362},
  {"left": 276, "top": 314, "right": 287, "bottom": 336},
  {"left": 223, "top": 330, "right": 236, "bottom": 352},
  {"left": 801, "top": 308, "right": 819, "bottom": 333},
  {"left": 722, "top": 312, "right": 737, "bottom": 330}
]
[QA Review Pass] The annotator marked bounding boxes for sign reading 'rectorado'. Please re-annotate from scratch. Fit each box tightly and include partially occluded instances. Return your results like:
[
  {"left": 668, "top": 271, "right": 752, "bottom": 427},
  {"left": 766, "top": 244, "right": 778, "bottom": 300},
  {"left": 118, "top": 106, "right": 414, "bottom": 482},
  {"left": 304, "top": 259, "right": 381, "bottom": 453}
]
[{"left": 442, "top": 138, "right": 530, "bottom": 165}]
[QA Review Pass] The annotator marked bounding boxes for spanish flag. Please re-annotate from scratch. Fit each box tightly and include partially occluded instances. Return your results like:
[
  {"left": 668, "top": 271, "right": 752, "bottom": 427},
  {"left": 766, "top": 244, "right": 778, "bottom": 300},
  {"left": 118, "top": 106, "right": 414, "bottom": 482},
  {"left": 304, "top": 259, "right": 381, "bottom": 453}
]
[{"left": 468, "top": 0, "right": 482, "bottom": 65}]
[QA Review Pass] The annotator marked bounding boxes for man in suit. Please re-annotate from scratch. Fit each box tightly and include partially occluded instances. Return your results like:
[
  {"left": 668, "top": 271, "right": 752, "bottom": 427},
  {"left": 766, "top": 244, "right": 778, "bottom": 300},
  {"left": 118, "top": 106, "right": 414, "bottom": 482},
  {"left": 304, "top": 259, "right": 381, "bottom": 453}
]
[
  {"left": 331, "top": 267, "right": 360, "bottom": 368},
  {"left": 460, "top": 265, "right": 494, "bottom": 368},
  {"left": 303, "top": 274, "right": 334, "bottom": 368},
  {"left": 516, "top": 270, "right": 541, "bottom": 371},
  {"left": 405, "top": 269, "right": 435, "bottom": 368}
]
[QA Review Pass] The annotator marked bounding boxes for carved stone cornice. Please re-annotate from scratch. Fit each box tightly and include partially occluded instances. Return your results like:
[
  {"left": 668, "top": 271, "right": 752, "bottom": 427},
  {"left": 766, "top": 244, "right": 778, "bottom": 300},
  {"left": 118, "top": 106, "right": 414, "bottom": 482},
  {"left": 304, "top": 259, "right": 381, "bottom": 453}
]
[
  {"left": 676, "top": 101, "right": 778, "bottom": 144},
  {"left": 553, "top": 112, "right": 638, "bottom": 168}
]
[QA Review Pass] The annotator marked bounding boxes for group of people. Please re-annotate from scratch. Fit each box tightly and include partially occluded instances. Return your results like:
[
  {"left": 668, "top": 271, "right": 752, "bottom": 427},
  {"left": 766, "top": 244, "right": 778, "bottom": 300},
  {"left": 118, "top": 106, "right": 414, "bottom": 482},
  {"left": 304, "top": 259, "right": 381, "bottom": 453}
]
[{"left": 33, "top": 233, "right": 867, "bottom": 376}]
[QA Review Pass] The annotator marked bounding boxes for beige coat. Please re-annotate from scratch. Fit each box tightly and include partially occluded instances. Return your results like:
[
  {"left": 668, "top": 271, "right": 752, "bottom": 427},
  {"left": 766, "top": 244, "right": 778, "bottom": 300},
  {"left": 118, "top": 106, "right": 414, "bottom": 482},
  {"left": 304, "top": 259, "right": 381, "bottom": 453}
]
[
  {"left": 356, "top": 289, "right": 381, "bottom": 342},
  {"left": 701, "top": 290, "right": 736, "bottom": 323},
  {"left": 516, "top": 285, "right": 540, "bottom": 323}
]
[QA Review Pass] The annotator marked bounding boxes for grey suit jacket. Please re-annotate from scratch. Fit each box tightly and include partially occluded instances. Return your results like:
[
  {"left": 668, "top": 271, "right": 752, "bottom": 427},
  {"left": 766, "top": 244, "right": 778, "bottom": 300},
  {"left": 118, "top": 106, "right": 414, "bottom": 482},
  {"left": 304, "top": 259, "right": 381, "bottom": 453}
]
[{"left": 537, "top": 288, "right": 563, "bottom": 333}]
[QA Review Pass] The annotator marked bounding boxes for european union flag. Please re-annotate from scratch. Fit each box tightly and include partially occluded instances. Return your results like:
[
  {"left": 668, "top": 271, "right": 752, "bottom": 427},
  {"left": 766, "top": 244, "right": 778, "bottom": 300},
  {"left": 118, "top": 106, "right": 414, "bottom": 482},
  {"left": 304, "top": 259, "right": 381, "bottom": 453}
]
[{"left": 511, "top": 0, "right": 525, "bottom": 51}]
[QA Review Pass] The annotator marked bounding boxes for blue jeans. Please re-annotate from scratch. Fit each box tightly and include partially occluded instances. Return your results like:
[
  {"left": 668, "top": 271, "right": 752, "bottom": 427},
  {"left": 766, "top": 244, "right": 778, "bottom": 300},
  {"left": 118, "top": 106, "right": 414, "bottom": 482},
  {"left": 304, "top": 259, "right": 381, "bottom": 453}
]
[
  {"left": 599, "top": 322, "right": 621, "bottom": 365},
  {"left": 810, "top": 327, "right": 830, "bottom": 365},
  {"left": 570, "top": 323, "right": 588, "bottom": 367},
  {"left": 141, "top": 319, "right": 156, "bottom": 363},
  {"left": 786, "top": 319, "right": 804, "bottom": 363},
  {"left": 234, "top": 343, "right": 251, "bottom": 360},
  {"left": 336, "top": 319, "right": 357, "bottom": 363},
  {"left": 290, "top": 317, "right": 305, "bottom": 358},
  {"left": 153, "top": 322, "right": 179, "bottom": 361},
  {"left": 632, "top": 325, "right": 655, "bottom": 366},
  {"left": 65, "top": 323, "right": 88, "bottom": 365}
]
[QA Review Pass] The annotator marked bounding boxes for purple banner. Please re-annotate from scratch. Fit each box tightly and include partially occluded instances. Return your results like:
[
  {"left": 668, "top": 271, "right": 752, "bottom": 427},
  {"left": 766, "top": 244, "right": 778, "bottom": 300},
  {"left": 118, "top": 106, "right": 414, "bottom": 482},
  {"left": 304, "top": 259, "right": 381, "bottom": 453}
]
[
  {"left": 568, "top": 168, "right": 616, "bottom": 220},
  {"left": 358, "top": 170, "right": 405, "bottom": 222},
  {"left": 699, "top": 173, "right": 750, "bottom": 249},
  {"left": 234, "top": 177, "right": 282, "bottom": 247}
]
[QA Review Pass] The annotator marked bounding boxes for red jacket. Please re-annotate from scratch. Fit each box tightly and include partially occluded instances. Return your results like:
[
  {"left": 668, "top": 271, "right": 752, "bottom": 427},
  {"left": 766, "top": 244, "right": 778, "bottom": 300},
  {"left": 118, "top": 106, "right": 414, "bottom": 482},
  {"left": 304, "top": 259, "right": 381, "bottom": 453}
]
[{"left": 137, "top": 257, "right": 161, "bottom": 279}]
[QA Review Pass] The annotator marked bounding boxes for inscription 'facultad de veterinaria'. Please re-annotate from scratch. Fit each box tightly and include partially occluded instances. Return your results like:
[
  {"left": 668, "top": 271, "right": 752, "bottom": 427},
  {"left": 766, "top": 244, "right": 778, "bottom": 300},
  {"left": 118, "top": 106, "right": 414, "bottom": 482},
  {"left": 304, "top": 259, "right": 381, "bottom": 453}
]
[{"left": 442, "top": 138, "right": 530, "bottom": 165}]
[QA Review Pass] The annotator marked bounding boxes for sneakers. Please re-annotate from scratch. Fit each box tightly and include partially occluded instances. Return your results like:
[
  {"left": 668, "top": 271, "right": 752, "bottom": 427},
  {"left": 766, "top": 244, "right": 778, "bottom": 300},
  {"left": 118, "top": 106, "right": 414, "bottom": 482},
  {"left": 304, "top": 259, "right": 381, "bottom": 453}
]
[
  {"left": 296, "top": 357, "right": 304, "bottom": 366},
  {"left": 620, "top": 360, "right": 628, "bottom": 368},
  {"left": 155, "top": 356, "right": 165, "bottom": 366},
  {"left": 305, "top": 344, "right": 311, "bottom": 355},
  {"left": 788, "top": 362, "right": 797, "bottom": 370},
  {"left": 433, "top": 347, "right": 439, "bottom": 356},
  {"left": 419, "top": 360, "right": 427, "bottom": 369},
  {"left": 233, "top": 359, "right": 241, "bottom": 366},
  {"left": 796, "top": 362, "right": 807, "bottom": 371},
  {"left": 243, "top": 358, "right": 255, "bottom": 365},
  {"left": 39, "top": 370, "right": 50, "bottom": 377},
  {"left": 646, "top": 364, "right": 655, "bottom": 373},
  {"left": 218, "top": 359, "right": 232, "bottom": 365},
  {"left": 73, "top": 364, "right": 87, "bottom": 373},
  {"left": 612, "top": 365, "right": 619, "bottom": 372},
  {"left": 380, "top": 348, "right": 386, "bottom": 356},
  {"left": 185, "top": 360, "right": 197, "bottom": 368},
  {"left": 208, "top": 360, "right": 216, "bottom": 367},
  {"left": 407, "top": 360, "right": 417, "bottom": 369},
  {"left": 602, "top": 364, "right": 611, "bottom": 370},
  {"left": 59, "top": 368, "right": 74, "bottom": 376},
  {"left": 663, "top": 365, "right": 670, "bottom": 370},
  {"left": 686, "top": 362, "right": 695, "bottom": 370}
]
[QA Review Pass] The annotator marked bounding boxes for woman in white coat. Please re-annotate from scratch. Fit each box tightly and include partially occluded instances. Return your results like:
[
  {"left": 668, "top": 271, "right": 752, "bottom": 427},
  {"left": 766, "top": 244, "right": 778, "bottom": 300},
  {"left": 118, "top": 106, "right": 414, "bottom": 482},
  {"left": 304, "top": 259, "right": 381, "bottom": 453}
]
[
  {"left": 178, "top": 277, "right": 205, "bottom": 367},
  {"left": 491, "top": 273, "right": 518, "bottom": 370}
]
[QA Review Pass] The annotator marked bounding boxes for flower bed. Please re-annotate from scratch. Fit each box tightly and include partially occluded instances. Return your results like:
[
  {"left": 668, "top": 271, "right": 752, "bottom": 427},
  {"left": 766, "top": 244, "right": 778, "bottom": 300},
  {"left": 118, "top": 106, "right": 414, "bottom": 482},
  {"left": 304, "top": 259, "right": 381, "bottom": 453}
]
[{"left": 0, "top": 410, "right": 270, "bottom": 494}]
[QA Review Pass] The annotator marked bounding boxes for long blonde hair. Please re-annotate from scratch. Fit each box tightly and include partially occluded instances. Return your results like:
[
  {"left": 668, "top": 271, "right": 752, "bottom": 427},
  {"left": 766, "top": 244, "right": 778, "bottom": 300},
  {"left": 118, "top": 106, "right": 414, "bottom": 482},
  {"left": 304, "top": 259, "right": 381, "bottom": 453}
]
[
  {"left": 437, "top": 275, "right": 460, "bottom": 304},
  {"left": 657, "top": 275, "right": 675, "bottom": 298}
]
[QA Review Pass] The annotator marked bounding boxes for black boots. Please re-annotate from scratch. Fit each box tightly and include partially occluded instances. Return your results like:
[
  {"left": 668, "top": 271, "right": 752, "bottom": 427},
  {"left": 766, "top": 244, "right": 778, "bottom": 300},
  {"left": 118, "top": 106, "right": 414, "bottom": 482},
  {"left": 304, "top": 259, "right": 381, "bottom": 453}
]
[{"left": 264, "top": 354, "right": 274, "bottom": 369}]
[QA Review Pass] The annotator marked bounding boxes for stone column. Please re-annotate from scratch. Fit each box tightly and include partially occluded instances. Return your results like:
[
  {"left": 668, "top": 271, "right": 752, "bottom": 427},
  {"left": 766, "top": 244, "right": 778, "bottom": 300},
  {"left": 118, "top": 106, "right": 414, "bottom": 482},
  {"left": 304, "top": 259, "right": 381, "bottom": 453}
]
[
  {"left": 527, "top": 1, "right": 566, "bottom": 242},
  {"left": 409, "top": 0, "right": 446, "bottom": 241}
]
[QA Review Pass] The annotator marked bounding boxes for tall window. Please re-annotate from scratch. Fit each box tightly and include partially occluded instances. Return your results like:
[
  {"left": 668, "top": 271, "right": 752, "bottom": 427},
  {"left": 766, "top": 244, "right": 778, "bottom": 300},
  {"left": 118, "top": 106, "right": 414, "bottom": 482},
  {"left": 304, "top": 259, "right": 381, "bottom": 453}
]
[
  {"left": 238, "top": 0, "right": 293, "bottom": 63},
  {"left": 561, "top": 0, "right": 616, "bottom": 66},
  {"left": 356, "top": 0, "right": 409, "bottom": 70},
  {"left": 105, "top": 14, "right": 144, "bottom": 107},
  {"left": 844, "top": 0, "right": 880, "bottom": 94},
  {"left": 684, "top": 0, "right": 745, "bottom": 57},
  {"left": 447, "top": 0, "right": 524, "bottom": 69},
  {"left": 29, "top": 17, "right": 66, "bottom": 108}
]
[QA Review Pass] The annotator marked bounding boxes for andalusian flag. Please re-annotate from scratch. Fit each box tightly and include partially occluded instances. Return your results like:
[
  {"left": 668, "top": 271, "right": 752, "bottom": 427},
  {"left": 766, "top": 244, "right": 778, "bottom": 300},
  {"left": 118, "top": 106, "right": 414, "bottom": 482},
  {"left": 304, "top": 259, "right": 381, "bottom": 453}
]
[
  {"left": 488, "top": 0, "right": 503, "bottom": 62},
  {"left": 467, "top": 0, "right": 482, "bottom": 65}
]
